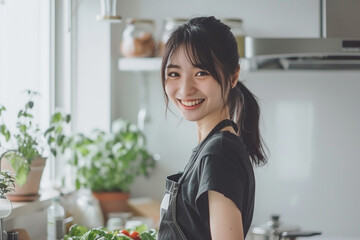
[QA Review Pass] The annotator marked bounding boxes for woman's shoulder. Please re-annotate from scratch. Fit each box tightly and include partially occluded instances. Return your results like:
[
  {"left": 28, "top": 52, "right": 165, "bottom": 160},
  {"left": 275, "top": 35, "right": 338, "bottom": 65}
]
[{"left": 200, "top": 131, "right": 246, "bottom": 157}]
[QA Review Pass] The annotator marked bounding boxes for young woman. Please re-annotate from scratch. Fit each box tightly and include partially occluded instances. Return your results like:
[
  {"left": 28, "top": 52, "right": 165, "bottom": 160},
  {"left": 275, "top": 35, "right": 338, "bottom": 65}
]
[{"left": 158, "top": 16, "right": 267, "bottom": 240}]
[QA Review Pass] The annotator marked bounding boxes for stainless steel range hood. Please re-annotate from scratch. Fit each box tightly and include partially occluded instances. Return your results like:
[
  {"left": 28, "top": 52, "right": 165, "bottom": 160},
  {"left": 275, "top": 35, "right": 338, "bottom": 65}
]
[{"left": 244, "top": 0, "right": 360, "bottom": 70}]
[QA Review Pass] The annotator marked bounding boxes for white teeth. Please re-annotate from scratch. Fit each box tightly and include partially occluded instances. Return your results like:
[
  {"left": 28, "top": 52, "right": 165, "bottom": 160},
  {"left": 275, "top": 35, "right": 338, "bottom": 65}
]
[{"left": 181, "top": 99, "right": 203, "bottom": 106}]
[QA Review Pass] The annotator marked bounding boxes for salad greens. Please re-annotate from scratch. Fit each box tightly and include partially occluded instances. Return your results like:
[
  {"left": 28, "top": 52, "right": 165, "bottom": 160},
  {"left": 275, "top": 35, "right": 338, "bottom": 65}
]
[{"left": 64, "top": 224, "right": 157, "bottom": 240}]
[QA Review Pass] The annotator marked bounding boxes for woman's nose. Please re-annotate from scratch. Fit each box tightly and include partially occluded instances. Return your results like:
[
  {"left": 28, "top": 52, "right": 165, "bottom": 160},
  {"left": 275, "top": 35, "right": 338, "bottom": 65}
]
[{"left": 179, "top": 76, "right": 196, "bottom": 96}]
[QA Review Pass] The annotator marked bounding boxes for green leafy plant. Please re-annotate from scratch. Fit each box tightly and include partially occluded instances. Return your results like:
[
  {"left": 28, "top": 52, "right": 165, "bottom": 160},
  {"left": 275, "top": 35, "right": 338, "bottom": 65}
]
[
  {"left": 0, "top": 90, "right": 71, "bottom": 186},
  {"left": 69, "top": 119, "right": 156, "bottom": 193},
  {"left": 44, "top": 111, "right": 72, "bottom": 158},
  {"left": 0, "top": 171, "right": 15, "bottom": 197}
]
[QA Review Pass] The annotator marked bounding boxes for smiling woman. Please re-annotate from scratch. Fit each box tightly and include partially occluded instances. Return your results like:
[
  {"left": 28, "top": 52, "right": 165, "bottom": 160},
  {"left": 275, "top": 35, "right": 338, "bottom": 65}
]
[{"left": 158, "top": 16, "right": 267, "bottom": 240}]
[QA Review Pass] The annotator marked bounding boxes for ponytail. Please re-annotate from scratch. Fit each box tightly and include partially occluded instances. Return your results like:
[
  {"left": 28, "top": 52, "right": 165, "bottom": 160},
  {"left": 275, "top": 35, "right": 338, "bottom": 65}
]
[{"left": 229, "top": 81, "right": 267, "bottom": 166}]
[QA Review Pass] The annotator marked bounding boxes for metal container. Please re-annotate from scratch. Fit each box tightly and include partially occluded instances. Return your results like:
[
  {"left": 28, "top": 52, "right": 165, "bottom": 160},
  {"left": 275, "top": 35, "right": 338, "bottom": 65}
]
[
  {"left": 248, "top": 215, "right": 321, "bottom": 240},
  {"left": 222, "top": 18, "right": 246, "bottom": 58},
  {"left": 158, "top": 18, "right": 188, "bottom": 56}
]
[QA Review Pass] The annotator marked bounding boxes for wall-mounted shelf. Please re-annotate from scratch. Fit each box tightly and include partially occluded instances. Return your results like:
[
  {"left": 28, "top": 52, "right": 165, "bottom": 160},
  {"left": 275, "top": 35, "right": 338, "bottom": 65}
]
[
  {"left": 117, "top": 57, "right": 251, "bottom": 130},
  {"left": 118, "top": 58, "right": 162, "bottom": 72},
  {"left": 118, "top": 57, "right": 251, "bottom": 74}
]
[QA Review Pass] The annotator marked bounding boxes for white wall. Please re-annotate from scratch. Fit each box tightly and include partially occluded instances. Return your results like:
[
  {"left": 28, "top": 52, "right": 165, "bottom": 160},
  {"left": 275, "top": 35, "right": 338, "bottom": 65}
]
[
  {"left": 76, "top": 0, "right": 360, "bottom": 237},
  {"left": 247, "top": 71, "right": 360, "bottom": 237}
]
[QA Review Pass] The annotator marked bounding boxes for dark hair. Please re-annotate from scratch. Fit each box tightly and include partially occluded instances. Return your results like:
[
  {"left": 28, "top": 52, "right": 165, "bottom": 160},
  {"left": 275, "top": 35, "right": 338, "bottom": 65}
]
[{"left": 161, "top": 16, "right": 267, "bottom": 166}]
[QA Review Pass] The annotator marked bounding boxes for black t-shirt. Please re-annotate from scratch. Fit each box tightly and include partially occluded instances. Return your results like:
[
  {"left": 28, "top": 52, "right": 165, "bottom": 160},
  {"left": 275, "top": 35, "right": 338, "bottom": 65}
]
[{"left": 176, "top": 131, "right": 255, "bottom": 239}]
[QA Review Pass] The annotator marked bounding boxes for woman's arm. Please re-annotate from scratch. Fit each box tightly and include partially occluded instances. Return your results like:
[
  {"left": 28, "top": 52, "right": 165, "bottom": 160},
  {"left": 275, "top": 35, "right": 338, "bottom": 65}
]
[{"left": 208, "top": 190, "right": 244, "bottom": 240}]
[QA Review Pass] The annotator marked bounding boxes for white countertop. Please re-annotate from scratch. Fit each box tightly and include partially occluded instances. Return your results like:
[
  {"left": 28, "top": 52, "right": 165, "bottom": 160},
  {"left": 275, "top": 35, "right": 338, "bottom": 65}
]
[{"left": 299, "top": 235, "right": 360, "bottom": 240}]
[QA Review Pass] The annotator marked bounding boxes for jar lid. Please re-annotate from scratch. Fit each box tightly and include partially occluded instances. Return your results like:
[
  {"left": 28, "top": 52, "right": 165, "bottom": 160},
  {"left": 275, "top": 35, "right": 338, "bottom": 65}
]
[
  {"left": 126, "top": 18, "right": 154, "bottom": 25},
  {"left": 164, "top": 17, "right": 189, "bottom": 23},
  {"left": 222, "top": 18, "right": 243, "bottom": 23}
]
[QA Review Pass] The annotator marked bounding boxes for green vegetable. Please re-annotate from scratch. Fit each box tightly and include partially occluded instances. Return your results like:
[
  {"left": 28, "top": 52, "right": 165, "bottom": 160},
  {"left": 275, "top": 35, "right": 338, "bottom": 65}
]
[
  {"left": 69, "top": 224, "right": 89, "bottom": 237},
  {"left": 64, "top": 224, "right": 157, "bottom": 240},
  {"left": 139, "top": 232, "right": 156, "bottom": 240}
]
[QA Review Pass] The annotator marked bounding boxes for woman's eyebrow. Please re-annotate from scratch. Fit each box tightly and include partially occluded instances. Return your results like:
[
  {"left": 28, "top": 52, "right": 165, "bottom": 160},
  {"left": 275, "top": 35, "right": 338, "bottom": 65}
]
[{"left": 166, "top": 64, "right": 181, "bottom": 69}]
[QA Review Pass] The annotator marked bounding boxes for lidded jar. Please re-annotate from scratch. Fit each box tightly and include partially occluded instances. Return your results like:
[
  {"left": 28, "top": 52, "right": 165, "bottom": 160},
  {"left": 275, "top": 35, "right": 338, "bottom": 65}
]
[
  {"left": 222, "top": 18, "right": 246, "bottom": 58},
  {"left": 120, "top": 18, "right": 156, "bottom": 58},
  {"left": 158, "top": 18, "right": 188, "bottom": 56}
]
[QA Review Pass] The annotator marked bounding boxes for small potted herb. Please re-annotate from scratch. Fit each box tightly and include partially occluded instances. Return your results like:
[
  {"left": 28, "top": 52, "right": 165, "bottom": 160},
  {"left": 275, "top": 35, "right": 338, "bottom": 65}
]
[
  {"left": 69, "top": 119, "right": 157, "bottom": 220},
  {"left": 0, "top": 90, "right": 71, "bottom": 200},
  {"left": 0, "top": 171, "right": 15, "bottom": 198},
  {"left": 0, "top": 170, "right": 15, "bottom": 231}
]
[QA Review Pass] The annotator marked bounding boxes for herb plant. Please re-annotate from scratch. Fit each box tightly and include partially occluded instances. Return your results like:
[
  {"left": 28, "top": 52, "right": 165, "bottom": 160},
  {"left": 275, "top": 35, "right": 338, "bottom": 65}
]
[
  {"left": 0, "top": 90, "right": 71, "bottom": 186},
  {"left": 70, "top": 119, "right": 156, "bottom": 193},
  {"left": 0, "top": 171, "right": 15, "bottom": 197}
]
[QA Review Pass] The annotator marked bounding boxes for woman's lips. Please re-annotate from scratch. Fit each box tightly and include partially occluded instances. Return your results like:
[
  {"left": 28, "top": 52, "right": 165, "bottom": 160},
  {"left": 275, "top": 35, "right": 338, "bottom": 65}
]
[{"left": 178, "top": 99, "right": 205, "bottom": 109}]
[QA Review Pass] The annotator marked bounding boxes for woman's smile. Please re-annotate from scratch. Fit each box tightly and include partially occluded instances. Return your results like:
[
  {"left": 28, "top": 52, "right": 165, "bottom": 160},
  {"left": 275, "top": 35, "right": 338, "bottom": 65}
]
[{"left": 179, "top": 99, "right": 205, "bottom": 108}]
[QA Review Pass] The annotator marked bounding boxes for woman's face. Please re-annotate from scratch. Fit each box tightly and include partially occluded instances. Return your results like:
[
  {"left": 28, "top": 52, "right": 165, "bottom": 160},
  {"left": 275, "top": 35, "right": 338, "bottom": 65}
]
[{"left": 164, "top": 46, "right": 227, "bottom": 124}]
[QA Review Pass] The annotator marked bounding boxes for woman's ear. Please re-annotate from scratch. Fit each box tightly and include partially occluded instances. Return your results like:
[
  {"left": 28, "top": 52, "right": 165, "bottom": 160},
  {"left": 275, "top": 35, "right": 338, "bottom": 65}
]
[{"left": 231, "top": 64, "right": 240, "bottom": 89}]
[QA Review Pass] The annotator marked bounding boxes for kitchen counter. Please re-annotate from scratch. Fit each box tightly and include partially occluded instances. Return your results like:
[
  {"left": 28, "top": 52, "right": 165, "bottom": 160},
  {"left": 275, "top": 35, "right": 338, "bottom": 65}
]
[{"left": 300, "top": 235, "right": 360, "bottom": 240}]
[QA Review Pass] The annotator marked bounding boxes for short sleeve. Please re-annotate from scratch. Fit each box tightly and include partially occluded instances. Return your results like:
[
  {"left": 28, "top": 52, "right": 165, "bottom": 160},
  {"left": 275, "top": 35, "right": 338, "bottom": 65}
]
[{"left": 196, "top": 153, "right": 246, "bottom": 213}]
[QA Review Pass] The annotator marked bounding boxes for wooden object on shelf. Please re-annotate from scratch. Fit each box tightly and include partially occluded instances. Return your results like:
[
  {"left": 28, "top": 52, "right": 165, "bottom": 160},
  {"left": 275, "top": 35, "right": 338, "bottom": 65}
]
[{"left": 128, "top": 197, "right": 161, "bottom": 225}]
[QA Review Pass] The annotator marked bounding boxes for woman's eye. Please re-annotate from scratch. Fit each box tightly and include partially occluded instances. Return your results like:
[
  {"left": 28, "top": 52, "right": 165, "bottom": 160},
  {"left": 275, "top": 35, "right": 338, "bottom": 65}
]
[
  {"left": 167, "top": 72, "right": 179, "bottom": 77},
  {"left": 196, "top": 71, "right": 209, "bottom": 77}
]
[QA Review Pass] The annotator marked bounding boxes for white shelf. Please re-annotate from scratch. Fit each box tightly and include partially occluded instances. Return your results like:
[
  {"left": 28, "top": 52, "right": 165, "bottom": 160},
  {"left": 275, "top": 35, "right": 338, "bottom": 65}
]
[
  {"left": 118, "top": 58, "right": 162, "bottom": 71},
  {"left": 118, "top": 57, "right": 252, "bottom": 74}
]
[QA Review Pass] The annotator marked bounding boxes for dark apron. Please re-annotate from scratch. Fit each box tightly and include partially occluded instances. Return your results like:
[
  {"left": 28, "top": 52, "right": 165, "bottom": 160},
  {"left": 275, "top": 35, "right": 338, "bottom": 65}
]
[{"left": 158, "top": 119, "right": 238, "bottom": 240}]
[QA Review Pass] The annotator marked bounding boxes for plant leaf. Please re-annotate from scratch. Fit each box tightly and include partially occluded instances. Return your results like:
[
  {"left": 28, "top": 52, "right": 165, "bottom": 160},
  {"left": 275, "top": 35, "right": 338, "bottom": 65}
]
[
  {"left": 51, "top": 148, "right": 57, "bottom": 157},
  {"left": 27, "top": 101, "right": 34, "bottom": 109},
  {"left": 66, "top": 114, "right": 71, "bottom": 123},
  {"left": 44, "top": 126, "right": 55, "bottom": 137},
  {"left": 51, "top": 112, "right": 63, "bottom": 123}
]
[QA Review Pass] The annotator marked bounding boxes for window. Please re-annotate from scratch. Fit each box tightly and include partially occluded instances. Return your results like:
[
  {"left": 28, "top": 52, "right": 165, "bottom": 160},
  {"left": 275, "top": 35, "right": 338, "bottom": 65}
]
[{"left": 0, "top": 0, "right": 73, "bottom": 189}]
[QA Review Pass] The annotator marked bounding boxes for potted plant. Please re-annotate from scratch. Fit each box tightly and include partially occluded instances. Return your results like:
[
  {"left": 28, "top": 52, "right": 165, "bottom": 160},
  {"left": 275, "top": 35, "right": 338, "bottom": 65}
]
[
  {"left": 69, "top": 119, "right": 156, "bottom": 220},
  {"left": 0, "top": 90, "right": 71, "bottom": 201},
  {"left": 0, "top": 170, "right": 15, "bottom": 194},
  {"left": 0, "top": 170, "right": 15, "bottom": 235}
]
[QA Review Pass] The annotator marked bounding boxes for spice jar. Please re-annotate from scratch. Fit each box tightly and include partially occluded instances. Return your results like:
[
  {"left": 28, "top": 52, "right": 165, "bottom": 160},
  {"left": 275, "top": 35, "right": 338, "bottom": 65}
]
[
  {"left": 222, "top": 18, "right": 246, "bottom": 58},
  {"left": 158, "top": 18, "right": 188, "bottom": 56},
  {"left": 120, "top": 18, "right": 156, "bottom": 58}
]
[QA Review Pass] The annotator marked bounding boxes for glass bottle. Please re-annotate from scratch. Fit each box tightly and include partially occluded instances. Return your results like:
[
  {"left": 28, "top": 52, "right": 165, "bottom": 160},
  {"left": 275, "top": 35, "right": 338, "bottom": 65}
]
[
  {"left": 158, "top": 18, "right": 188, "bottom": 56},
  {"left": 222, "top": 18, "right": 246, "bottom": 58},
  {"left": 47, "top": 198, "right": 65, "bottom": 240},
  {"left": 120, "top": 18, "right": 156, "bottom": 58}
]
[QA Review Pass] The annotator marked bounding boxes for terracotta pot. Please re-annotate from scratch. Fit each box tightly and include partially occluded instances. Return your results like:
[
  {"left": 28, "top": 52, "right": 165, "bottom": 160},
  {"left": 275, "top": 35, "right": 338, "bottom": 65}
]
[
  {"left": 1, "top": 157, "right": 46, "bottom": 201},
  {"left": 92, "top": 191, "right": 130, "bottom": 221}
]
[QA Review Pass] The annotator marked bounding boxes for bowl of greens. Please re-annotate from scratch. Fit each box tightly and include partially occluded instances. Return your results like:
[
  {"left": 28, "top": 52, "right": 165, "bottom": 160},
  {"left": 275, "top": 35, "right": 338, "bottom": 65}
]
[{"left": 64, "top": 224, "right": 157, "bottom": 240}]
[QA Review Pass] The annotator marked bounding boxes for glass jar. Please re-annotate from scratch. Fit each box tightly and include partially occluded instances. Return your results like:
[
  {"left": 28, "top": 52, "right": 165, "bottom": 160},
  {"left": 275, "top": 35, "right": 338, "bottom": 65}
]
[
  {"left": 222, "top": 18, "right": 246, "bottom": 58},
  {"left": 158, "top": 18, "right": 188, "bottom": 56},
  {"left": 120, "top": 18, "right": 156, "bottom": 58}
]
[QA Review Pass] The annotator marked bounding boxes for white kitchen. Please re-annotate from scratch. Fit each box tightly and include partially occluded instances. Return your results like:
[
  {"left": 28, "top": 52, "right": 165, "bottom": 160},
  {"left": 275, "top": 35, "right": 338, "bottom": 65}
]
[{"left": 0, "top": 0, "right": 359, "bottom": 239}]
